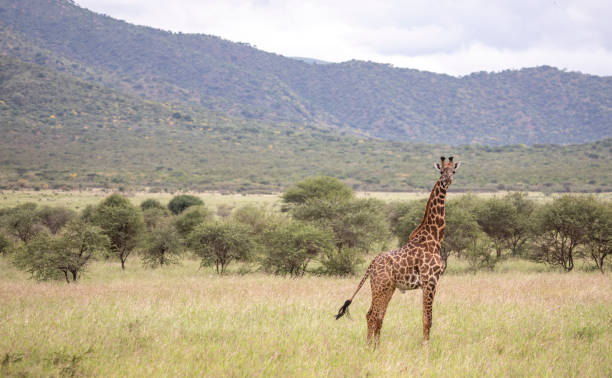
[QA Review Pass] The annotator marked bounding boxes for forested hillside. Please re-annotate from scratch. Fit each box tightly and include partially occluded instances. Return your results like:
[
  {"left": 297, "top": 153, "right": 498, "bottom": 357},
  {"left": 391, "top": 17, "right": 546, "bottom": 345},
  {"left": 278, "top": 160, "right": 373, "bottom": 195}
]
[
  {"left": 1, "top": 56, "right": 610, "bottom": 193},
  {"left": 0, "top": 0, "right": 610, "bottom": 145}
]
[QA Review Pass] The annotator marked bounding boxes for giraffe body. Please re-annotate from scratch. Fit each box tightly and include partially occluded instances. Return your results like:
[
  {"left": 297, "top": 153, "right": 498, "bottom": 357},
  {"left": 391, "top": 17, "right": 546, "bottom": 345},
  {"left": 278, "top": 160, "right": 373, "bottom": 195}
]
[{"left": 335, "top": 156, "right": 459, "bottom": 346}]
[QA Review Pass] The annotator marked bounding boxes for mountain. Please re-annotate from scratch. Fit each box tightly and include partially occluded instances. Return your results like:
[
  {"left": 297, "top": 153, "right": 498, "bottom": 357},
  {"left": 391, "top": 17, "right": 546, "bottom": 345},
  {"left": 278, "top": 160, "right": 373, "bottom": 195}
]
[
  {"left": 1, "top": 55, "right": 610, "bottom": 193},
  {"left": 0, "top": 0, "right": 610, "bottom": 146}
]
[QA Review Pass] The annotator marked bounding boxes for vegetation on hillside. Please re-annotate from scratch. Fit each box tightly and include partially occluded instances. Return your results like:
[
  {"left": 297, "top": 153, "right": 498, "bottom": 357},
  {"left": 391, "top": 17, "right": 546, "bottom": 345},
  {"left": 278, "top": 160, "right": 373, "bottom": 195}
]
[
  {"left": 1, "top": 56, "right": 610, "bottom": 193},
  {"left": 0, "top": 0, "right": 610, "bottom": 145}
]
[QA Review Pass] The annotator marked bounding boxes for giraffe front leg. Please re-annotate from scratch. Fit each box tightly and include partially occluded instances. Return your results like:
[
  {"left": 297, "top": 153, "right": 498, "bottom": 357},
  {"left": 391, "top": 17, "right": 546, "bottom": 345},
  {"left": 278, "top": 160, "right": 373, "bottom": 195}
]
[{"left": 421, "top": 276, "right": 438, "bottom": 343}]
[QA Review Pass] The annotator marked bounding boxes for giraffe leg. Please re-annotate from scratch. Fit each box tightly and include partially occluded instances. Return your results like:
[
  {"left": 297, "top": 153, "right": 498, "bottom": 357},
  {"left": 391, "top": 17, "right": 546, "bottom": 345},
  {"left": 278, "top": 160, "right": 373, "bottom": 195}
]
[
  {"left": 366, "top": 286, "right": 394, "bottom": 348},
  {"left": 421, "top": 275, "right": 438, "bottom": 343}
]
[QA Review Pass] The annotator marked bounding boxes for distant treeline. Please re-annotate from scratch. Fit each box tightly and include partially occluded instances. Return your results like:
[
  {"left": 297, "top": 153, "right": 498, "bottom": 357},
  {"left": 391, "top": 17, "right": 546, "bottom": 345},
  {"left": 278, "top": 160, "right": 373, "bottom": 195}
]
[{"left": 0, "top": 177, "right": 609, "bottom": 282}]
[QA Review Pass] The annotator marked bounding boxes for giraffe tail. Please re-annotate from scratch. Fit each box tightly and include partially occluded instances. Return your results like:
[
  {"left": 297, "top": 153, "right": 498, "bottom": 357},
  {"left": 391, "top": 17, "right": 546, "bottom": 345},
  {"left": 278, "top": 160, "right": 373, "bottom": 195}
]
[{"left": 335, "top": 263, "right": 372, "bottom": 320}]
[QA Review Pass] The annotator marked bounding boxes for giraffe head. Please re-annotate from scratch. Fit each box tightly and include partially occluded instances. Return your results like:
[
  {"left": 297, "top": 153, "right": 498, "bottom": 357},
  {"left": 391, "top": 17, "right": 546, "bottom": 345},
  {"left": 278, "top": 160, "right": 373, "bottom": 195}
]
[{"left": 434, "top": 156, "right": 460, "bottom": 187}]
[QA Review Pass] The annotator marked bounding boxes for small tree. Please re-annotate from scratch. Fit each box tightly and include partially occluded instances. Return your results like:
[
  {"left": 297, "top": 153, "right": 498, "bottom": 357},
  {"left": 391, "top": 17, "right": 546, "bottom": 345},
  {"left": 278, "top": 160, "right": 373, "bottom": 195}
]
[
  {"left": 5, "top": 203, "right": 43, "bottom": 242},
  {"left": 142, "top": 207, "right": 171, "bottom": 231},
  {"left": 262, "top": 221, "right": 335, "bottom": 276},
  {"left": 141, "top": 220, "right": 182, "bottom": 268},
  {"left": 282, "top": 176, "right": 353, "bottom": 209},
  {"left": 529, "top": 196, "right": 599, "bottom": 271},
  {"left": 584, "top": 201, "right": 611, "bottom": 273},
  {"left": 476, "top": 197, "right": 516, "bottom": 258},
  {"left": 37, "top": 206, "right": 77, "bottom": 234},
  {"left": 504, "top": 193, "right": 536, "bottom": 256},
  {"left": 189, "top": 221, "right": 252, "bottom": 274},
  {"left": 319, "top": 247, "right": 363, "bottom": 276},
  {"left": 140, "top": 198, "right": 166, "bottom": 211},
  {"left": 441, "top": 199, "right": 481, "bottom": 265},
  {"left": 0, "top": 233, "right": 11, "bottom": 255},
  {"left": 174, "top": 205, "right": 212, "bottom": 238},
  {"left": 292, "top": 198, "right": 389, "bottom": 253},
  {"left": 390, "top": 199, "right": 427, "bottom": 245},
  {"left": 93, "top": 194, "right": 144, "bottom": 269},
  {"left": 13, "top": 220, "right": 108, "bottom": 282},
  {"left": 168, "top": 194, "right": 204, "bottom": 215},
  {"left": 465, "top": 236, "right": 498, "bottom": 272}
]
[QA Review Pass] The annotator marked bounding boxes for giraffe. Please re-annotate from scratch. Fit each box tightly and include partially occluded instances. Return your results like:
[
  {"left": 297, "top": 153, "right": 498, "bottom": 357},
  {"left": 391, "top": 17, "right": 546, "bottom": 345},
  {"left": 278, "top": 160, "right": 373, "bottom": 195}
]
[{"left": 335, "top": 156, "right": 460, "bottom": 347}]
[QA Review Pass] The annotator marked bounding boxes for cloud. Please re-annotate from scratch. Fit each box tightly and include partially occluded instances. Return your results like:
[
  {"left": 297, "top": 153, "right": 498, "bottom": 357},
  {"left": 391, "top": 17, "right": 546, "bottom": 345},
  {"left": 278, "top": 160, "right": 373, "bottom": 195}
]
[{"left": 76, "top": 0, "right": 612, "bottom": 76}]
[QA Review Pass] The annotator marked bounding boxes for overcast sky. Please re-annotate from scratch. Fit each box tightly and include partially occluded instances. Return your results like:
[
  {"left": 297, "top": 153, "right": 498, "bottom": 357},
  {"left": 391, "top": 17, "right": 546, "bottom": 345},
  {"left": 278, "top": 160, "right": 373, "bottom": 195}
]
[{"left": 76, "top": 0, "right": 612, "bottom": 76}]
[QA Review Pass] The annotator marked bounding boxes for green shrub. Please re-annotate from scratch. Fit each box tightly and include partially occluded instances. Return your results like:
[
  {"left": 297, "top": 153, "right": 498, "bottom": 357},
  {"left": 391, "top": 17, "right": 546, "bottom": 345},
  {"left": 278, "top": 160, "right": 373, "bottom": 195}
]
[
  {"left": 318, "top": 247, "right": 363, "bottom": 276},
  {"left": 141, "top": 219, "right": 182, "bottom": 268},
  {"left": 168, "top": 194, "right": 204, "bottom": 215},
  {"left": 262, "top": 221, "right": 334, "bottom": 277},
  {"left": 189, "top": 221, "right": 252, "bottom": 274},
  {"left": 175, "top": 205, "right": 211, "bottom": 238},
  {"left": 140, "top": 198, "right": 166, "bottom": 211},
  {"left": 13, "top": 220, "right": 109, "bottom": 282},
  {"left": 93, "top": 194, "right": 144, "bottom": 269},
  {"left": 37, "top": 205, "right": 77, "bottom": 234}
]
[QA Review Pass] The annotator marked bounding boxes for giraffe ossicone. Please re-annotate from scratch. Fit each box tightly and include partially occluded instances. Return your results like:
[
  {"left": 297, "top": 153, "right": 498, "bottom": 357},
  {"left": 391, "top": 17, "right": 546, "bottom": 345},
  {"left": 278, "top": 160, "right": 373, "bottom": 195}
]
[{"left": 335, "top": 156, "right": 460, "bottom": 347}]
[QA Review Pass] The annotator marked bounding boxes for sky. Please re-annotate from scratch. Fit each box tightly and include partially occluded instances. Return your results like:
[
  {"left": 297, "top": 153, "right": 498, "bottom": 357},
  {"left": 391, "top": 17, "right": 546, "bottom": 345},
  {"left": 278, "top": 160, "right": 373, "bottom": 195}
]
[{"left": 76, "top": 0, "right": 612, "bottom": 76}]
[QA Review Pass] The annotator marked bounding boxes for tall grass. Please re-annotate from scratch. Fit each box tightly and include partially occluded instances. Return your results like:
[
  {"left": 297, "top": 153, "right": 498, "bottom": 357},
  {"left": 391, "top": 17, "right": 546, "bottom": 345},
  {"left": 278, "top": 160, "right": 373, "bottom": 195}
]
[{"left": 1, "top": 258, "right": 610, "bottom": 377}]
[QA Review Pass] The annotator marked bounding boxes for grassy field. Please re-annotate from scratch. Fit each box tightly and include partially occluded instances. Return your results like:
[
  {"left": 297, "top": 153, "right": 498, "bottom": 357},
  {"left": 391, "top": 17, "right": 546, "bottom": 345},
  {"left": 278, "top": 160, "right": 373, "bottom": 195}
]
[{"left": 0, "top": 258, "right": 610, "bottom": 377}]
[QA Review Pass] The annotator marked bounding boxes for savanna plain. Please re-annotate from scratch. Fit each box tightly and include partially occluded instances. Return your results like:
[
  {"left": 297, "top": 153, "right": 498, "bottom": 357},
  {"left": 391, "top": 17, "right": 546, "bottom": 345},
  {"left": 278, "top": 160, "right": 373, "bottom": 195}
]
[{"left": 0, "top": 192, "right": 611, "bottom": 377}]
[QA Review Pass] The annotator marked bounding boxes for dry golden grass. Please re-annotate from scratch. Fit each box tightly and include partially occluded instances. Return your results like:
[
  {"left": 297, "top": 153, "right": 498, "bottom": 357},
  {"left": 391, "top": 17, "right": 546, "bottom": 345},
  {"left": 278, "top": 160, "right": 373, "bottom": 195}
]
[{"left": 0, "top": 258, "right": 610, "bottom": 377}]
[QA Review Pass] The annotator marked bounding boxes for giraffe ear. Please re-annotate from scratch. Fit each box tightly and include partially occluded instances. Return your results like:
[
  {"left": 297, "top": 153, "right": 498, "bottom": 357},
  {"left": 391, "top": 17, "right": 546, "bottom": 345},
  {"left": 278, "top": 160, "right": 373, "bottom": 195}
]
[
  {"left": 454, "top": 162, "right": 461, "bottom": 169},
  {"left": 434, "top": 163, "right": 441, "bottom": 171}
]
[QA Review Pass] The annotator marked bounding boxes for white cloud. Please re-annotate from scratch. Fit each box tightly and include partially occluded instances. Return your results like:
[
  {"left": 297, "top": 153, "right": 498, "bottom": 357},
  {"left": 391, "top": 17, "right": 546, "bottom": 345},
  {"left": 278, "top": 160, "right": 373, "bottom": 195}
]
[{"left": 76, "top": 0, "right": 612, "bottom": 76}]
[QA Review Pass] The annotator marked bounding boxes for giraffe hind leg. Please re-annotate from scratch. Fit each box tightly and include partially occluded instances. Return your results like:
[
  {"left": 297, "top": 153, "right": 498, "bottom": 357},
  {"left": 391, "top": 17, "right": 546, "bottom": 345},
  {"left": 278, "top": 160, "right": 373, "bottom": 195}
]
[{"left": 366, "top": 285, "right": 395, "bottom": 348}]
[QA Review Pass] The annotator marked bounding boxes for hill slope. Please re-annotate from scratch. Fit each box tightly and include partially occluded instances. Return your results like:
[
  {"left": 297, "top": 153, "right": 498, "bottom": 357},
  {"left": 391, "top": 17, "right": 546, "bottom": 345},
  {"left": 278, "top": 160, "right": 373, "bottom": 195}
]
[
  {"left": 0, "top": 0, "right": 610, "bottom": 145},
  {"left": 1, "top": 55, "right": 610, "bottom": 193}
]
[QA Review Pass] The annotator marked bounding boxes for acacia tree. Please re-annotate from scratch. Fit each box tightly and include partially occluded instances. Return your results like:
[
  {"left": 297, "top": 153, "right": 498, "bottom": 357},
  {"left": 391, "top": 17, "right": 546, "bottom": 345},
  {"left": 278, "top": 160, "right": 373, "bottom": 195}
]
[
  {"left": 37, "top": 206, "right": 76, "bottom": 234},
  {"left": 142, "top": 219, "right": 182, "bottom": 268},
  {"left": 5, "top": 203, "right": 42, "bottom": 242},
  {"left": 529, "top": 196, "right": 599, "bottom": 271},
  {"left": 174, "top": 205, "right": 212, "bottom": 238},
  {"left": 0, "top": 234, "right": 10, "bottom": 255},
  {"left": 584, "top": 201, "right": 611, "bottom": 273},
  {"left": 262, "top": 221, "right": 334, "bottom": 276},
  {"left": 189, "top": 221, "right": 252, "bottom": 274},
  {"left": 281, "top": 176, "right": 353, "bottom": 210},
  {"left": 13, "top": 220, "right": 108, "bottom": 282},
  {"left": 93, "top": 194, "right": 144, "bottom": 269},
  {"left": 167, "top": 195, "right": 204, "bottom": 215},
  {"left": 441, "top": 199, "right": 481, "bottom": 266},
  {"left": 476, "top": 198, "right": 516, "bottom": 258},
  {"left": 291, "top": 197, "right": 389, "bottom": 253}
]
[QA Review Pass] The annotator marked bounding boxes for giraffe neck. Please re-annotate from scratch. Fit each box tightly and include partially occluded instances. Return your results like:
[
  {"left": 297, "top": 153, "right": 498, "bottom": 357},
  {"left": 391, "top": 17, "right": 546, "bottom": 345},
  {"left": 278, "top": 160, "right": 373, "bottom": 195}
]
[{"left": 409, "top": 178, "right": 447, "bottom": 242}]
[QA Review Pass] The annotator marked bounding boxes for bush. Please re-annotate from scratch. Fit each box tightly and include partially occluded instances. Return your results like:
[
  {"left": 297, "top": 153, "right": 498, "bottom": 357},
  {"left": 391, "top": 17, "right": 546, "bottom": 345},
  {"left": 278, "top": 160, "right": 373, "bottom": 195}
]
[
  {"left": 5, "top": 203, "right": 43, "bottom": 242},
  {"left": 37, "top": 206, "right": 77, "bottom": 234},
  {"left": 292, "top": 198, "right": 390, "bottom": 253},
  {"left": 529, "top": 196, "right": 601, "bottom": 271},
  {"left": 93, "top": 194, "right": 144, "bottom": 269},
  {"left": 318, "top": 247, "right": 363, "bottom": 276},
  {"left": 140, "top": 198, "right": 166, "bottom": 211},
  {"left": 262, "top": 221, "right": 334, "bottom": 276},
  {"left": 142, "top": 206, "right": 171, "bottom": 230},
  {"left": 174, "top": 205, "right": 212, "bottom": 238},
  {"left": 13, "top": 220, "right": 109, "bottom": 282},
  {"left": 389, "top": 199, "right": 427, "bottom": 245},
  {"left": 189, "top": 221, "right": 252, "bottom": 274},
  {"left": 0, "top": 233, "right": 11, "bottom": 255},
  {"left": 465, "top": 236, "right": 499, "bottom": 272},
  {"left": 167, "top": 194, "right": 204, "bottom": 215},
  {"left": 282, "top": 176, "right": 353, "bottom": 209},
  {"left": 141, "top": 219, "right": 181, "bottom": 268}
]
